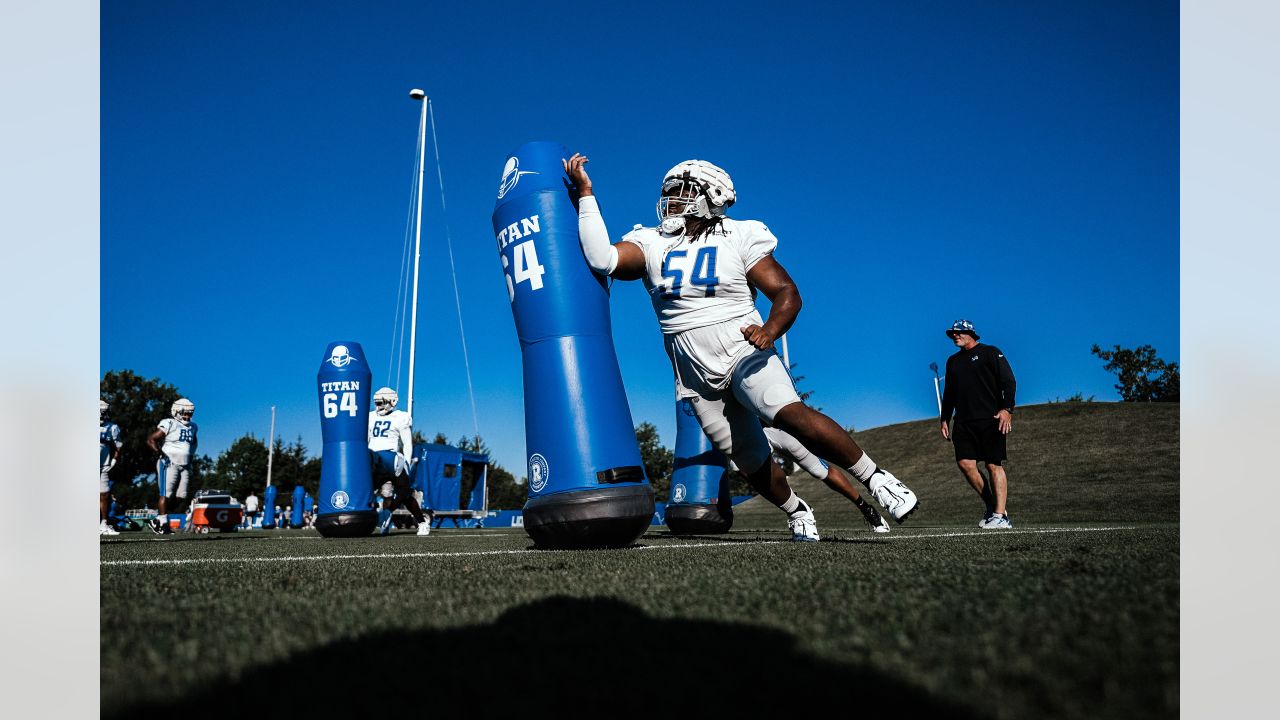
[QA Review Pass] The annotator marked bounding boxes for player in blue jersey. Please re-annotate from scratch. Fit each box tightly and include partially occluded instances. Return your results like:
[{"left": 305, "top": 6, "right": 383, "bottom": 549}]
[
  {"left": 368, "top": 387, "right": 432, "bottom": 536},
  {"left": 146, "top": 398, "right": 198, "bottom": 534},
  {"left": 100, "top": 400, "right": 122, "bottom": 536},
  {"left": 567, "top": 154, "right": 918, "bottom": 541}
]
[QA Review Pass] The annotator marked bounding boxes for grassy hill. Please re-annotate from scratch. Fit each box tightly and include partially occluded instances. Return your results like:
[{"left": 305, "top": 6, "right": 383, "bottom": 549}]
[{"left": 734, "top": 401, "right": 1179, "bottom": 530}]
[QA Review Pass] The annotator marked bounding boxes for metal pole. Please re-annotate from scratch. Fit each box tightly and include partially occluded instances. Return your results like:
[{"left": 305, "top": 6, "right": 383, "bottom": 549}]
[
  {"left": 780, "top": 334, "right": 791, "bottom": 371},
  {"left": 933, "top": 376, "right": 943, "bottom": 415},
  {"left": 407, "top": 89, "right": 428, "bottom": 419},
  {"left": 265, "top": 405, "right": 276, "bottom": 487}
]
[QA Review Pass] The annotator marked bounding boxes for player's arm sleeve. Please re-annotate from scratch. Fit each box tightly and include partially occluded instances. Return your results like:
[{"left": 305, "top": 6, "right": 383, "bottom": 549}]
[
  {"left": 400, "top": 418, "right": 413, "bottom": 461},
  {"left": 738, "top": 221, "right": 779, "bottom": 271},
  {"left": 940, "top": 360, "right": 956, "bottom": 421},
  {"left": 576, "top": 195, "right": 619, "bottom": 275},
  {"left": 993, "top": 347, "right": 1017, "bottom": 410}
]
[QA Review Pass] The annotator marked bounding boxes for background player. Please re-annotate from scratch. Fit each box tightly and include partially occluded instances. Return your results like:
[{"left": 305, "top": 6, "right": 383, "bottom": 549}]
[
  {"left": 566, "top": 154, "right": 918, "bottom": 541},
  {"left": 100, "top": 400, "right": 122, "bottom": 536},
  {"left": 147, "top": 398, "right": 197, "bottom": 534},
  {"left": 940, "top": 319, "right": 1017, "bottom": 529},
  {"left": 368, "top": 387, "right": 431, "bottom": 536}
]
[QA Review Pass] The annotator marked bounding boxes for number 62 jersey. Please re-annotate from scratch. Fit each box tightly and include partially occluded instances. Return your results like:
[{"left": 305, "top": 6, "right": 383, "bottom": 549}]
[{"left": 621, "top": 218, "right": 778, "bottom": 335}]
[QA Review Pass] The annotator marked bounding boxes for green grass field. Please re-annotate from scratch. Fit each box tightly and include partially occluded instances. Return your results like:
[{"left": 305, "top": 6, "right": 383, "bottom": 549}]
[{"left": 101, "top": 403, "right": 1178, "bottom": 719}]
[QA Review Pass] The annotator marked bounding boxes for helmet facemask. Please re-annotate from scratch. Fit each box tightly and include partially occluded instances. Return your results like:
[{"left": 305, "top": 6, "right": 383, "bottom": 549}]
[
  {"left": 172, "top": 398, "right": 195, "bottom": 423},
  {"left": 656, "top": 160, "right": 735, "bottom": 236},
  {"left": 373, "top": 387, "right": 398, "bottom": 416}
]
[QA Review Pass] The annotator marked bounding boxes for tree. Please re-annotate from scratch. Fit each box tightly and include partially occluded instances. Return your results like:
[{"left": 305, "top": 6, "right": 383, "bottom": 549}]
[
  {"left": 100, "top": 370, "right": 187, "bottom": 508},
  {"left": 210, "top": 435, "right": 269, "bottom": 500},
  {"left": 635, "top": 422, "right": 674, "bottom": 502},
  {"left": 485, "top": 462, "right": 527, "bottom": 510},
  {"left": 1090, "top": 344, "right": 1180, "bottom": 402}
]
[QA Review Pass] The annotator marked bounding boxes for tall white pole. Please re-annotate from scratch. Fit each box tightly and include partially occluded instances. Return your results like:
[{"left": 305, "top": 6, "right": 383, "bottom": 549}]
[
  {"left": 933, "top": 377, "right": 943, "bottom": 415},
  {"left": 265, "top": 405, "right": 276, "bottom": 488},
  {"left": 780, "top": 334, "right": 791, "bottom": 372},
  {"left": 407, "top": 89, "right": 428, "bottom": 419}
]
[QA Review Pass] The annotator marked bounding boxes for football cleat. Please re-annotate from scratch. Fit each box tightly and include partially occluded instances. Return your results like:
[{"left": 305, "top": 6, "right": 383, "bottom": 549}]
[
  {"left": 979, "top": 510, "right": 995, "bottom": 528},
  {"left": 148, "top": 517, "right": 164, "bottom": 535},
  {"left": 868, "top": 469, "right": 919, "bottom": 523},
  {"left": 787, "top": 508, "right": 820, "bottom": 542},
  {"left": 416, "top": 521, "right": 431, "bottom": 537},
  {"left": 377, "top": 508, "right": 393, "bottom": 536},
  {"left": 99, "top": 522, "right": 119, "bottom": 537},
  {"left": 857, "top": 502, "right": 890, "bottom": 533}
]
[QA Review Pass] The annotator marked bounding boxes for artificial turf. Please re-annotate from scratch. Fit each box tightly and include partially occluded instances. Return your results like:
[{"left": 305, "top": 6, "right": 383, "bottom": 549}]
[
  {"left": 102, "top": 402, "right": 1178, "bottom": 719},
  {"left": 101, "top": 523, "right": 1177, "bottom": 719}
]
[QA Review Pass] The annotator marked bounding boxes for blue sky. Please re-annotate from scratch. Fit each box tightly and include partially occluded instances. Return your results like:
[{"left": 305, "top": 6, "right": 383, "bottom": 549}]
[{"left": 101, "top": 0, "right": 1178, "bottom": 477}]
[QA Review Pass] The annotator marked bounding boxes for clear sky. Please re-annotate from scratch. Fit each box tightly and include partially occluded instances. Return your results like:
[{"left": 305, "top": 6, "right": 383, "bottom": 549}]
[{"left": 101, "top": 0, "right": 1178, "bottom": 477}]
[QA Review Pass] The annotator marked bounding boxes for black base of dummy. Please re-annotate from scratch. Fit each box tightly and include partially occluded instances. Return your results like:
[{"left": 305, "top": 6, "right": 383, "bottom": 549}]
[
  {"left": 316, "top": 510, "right": 377, "bottom": 538},
  {"left": 524, "top": 485, "right": 655, "bottom": 549},
  {"left": 664, "top": 503, "right": 733, "bottom": 535}
]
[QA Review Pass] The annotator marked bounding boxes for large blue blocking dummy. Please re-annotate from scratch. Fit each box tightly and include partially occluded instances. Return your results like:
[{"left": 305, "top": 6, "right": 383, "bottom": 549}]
[
  {"left": 315, "top": 341, "right": 376, "bottom": 537},
  {"left": 492, "top": 141, "right": 653, "bottom": 549},
  {"left": 665, "top": 399, "right": 733, "bottom": 534}
]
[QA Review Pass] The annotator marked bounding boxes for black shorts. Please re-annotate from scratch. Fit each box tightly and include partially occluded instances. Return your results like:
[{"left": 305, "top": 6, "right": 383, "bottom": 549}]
[{"left": 952, "top": 418, "right": 1006, "bottom": 464}]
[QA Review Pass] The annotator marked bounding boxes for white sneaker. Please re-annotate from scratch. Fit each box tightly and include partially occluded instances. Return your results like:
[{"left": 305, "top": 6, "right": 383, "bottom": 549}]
[
  {"left": 787, "top": 508, "right": 820, "bottom": 542},
  {"left": 100, "top": 522, "right": 119, "bottom": 536},
  {"left": 991, "top": 514, "right": 1013, "bottom": 529},
  {"left": 416, "top": 521, "right": 431, "bottom": 537},
  {"left": 868, "top": 469, "right": 919, "bottom": 523}
]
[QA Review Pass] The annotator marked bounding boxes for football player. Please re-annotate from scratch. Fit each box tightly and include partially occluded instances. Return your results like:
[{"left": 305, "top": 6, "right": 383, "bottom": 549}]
[
  {"left": 368, "top": 387, "right": 431, "bottom": 536},
  {"left": 147, "top": 398, "right": 198, "bottom": 534},
  {"left": 566, "top": 154, "right": 918, "bottom": 541},
  {"left": 99, "top": 400, "right": 122, "bottom": 536}
]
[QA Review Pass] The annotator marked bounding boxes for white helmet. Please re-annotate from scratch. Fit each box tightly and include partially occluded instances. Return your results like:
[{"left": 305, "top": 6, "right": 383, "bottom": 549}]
[
  {"left": 373, "top": 387, "right": 398, "bottom": 415},
  {"left": 656, "top": 160, "right": 736, "bottom": 234},
  {"left": 172, "top": 398, "right": 195, "bottom": 422},
  {"left": 100, "top": 400, "right": 109, "bottom": 421}
]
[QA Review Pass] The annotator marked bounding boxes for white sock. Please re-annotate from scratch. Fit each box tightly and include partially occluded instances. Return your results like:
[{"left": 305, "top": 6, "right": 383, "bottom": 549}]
[
  {"left": 779, "top": 492, "right": 810, "bottom": 518},
  {"left": 846, "top": 453, "right": 877, "bottom": 485}
]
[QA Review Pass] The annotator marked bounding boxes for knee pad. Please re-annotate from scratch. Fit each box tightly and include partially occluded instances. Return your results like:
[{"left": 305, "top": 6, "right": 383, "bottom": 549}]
[
  {"left": 733, "top": 352, "right": 802, "bottom": 423},
  {"left": 690, "top": 396, "right": 771, "bottom": 474}
]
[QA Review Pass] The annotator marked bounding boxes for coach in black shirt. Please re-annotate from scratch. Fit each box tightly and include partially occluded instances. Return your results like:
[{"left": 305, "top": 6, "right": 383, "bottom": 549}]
[{"left": 940, "top": 319, "right": 1016, "bottom": 529}]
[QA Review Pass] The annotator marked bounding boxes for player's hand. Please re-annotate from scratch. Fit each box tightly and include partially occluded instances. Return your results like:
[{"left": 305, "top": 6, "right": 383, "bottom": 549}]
[
  {"left": 995, "top": 409, "right": 1012, "bottom": 434},
  {"left": 940, "top": 420, "right": 951, "bottom": 441},
  {"left": 562, "top": 153, "right": 593, "bottom": 196},
  {"left": 740, "top": 324, "right": 777, "bottom": 350}
]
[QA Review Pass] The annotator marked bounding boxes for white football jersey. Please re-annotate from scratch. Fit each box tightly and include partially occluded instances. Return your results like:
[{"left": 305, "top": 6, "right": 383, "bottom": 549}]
[
  {"left": 156, "top": 418, "right": 197, "bottom": 465},
  {"left": 100, "top": 421, "right": 122, "bottom": 469},
  {"left": 368, "top": 410, "right": 412, "bottom": 454},
  {"left": 621, "top": 218, "right": 778, "bottom": 335}
]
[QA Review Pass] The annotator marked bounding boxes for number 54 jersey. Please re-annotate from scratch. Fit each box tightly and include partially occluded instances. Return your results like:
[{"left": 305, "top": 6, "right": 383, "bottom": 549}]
[{"left": 621, "top": 218, "right": 778, "bottom": 336}]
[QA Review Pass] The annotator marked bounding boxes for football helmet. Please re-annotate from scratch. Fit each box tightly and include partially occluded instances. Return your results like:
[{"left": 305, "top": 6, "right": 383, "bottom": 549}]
[
  {"left": 100, "top": 400, "right": 109, "bottom": 421},
  {"left": 656, "top": 160, "right": 735, "bottom": 234},
  {"left": 172, "top": 398, "right": 195, "bottom": 422},
  {"left": 374, "top": 387, "right": 398, "bottom": 415}
]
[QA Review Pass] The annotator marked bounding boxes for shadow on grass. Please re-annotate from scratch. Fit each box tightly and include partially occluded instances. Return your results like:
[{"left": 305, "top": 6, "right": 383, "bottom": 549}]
[{"left": 105, "top": 596, "right": 976, "bottom": 720}]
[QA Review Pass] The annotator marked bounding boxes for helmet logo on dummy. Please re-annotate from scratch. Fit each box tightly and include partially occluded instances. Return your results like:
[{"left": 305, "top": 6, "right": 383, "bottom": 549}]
[
  {"left": 528, "top": 453, "right": 549, "bottom": 493},
  {"left": 328, "top": 345, "right": 355, "bottom": 368},
  {"left": 497, "top": 156, "right": 538, "bottom": 200},
  {"left": 672, "top": 484, "right": 687, "bottom": 503},
  {"left": 330, "top": 490, "right": 349, "bottom": 509}
]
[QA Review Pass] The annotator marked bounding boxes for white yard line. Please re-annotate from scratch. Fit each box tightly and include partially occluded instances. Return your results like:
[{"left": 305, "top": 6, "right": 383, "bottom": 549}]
[
  {"left": 100, "top": 526, "right": 1148, "bottom": 568},
  {"left": 875, "top": 526, "right": 1140, "bottom": 540},
  {"left": 99, "top": 540, "right": 784, "bottom": 567}
]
